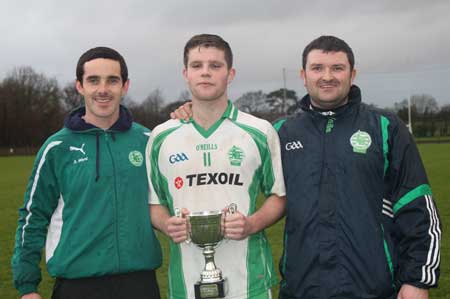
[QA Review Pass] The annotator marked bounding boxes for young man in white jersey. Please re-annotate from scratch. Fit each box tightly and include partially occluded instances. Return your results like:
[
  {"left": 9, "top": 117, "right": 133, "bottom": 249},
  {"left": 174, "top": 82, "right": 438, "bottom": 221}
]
[{"left": 146, "top": 34, "right": 286, "bottom": 299}]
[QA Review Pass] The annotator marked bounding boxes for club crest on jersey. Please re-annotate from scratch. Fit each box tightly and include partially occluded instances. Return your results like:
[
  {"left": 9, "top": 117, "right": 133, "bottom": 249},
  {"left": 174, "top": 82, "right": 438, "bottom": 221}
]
[
  {"left": 169, "top": 153, "right": 189, "bottom": 164},
  {"left": 350, "top": 130, "right": 372, "bottom": 154},
  {"left": 129, "top": 151, "right": 144, "bottom": 167},
  {"left": 174, "top": 177, "right": 184, "bottom": 189},
  {"left": 228, "top": 146, "right": 245, "bottom": 166}
]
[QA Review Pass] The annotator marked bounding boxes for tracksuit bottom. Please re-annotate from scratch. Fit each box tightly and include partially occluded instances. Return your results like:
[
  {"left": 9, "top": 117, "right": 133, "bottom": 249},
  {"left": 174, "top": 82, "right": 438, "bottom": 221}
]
[{"left": 51, "top": 270, "right": 160, "bottom": 299}]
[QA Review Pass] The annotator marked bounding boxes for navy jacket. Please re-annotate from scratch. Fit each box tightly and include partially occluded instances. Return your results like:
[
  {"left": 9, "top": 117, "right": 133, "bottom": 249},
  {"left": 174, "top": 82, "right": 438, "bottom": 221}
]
[{"left": 277, "top": 85, "right": 441, "bottom": 299}]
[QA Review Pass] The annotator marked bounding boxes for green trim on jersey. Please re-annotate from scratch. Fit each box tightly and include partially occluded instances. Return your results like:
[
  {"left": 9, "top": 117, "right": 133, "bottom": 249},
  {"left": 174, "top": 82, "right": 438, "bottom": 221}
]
[
  {"left": 246, "top": 232, "right": 277, "bottom": 297},
  {"left": 393, "top": 184, "right": 432, "bottom": 214},
  {"left": 150, "top": 124, "right": 188, "bottom": 298},
  {"left": 168, "top": 242, "right": 187, "bottom": 299},
  {"left": 234, "top": 122, "right": 275, "bottom": 197},
  {"left": 380, "top": 116, "right": 390, "bottom": 176},
  {"left": 190, "top": 101, "right": 234, "bottom": 138},
  {"left": 234, "top": 121, "right": 278, "bottom": 295},
  {"left": 251, "top": 289, "right": 271, "bottom": 299},
  {"left": 247, "top": 164, "right": 262, "bottom": 215},
  {"left": 192, "top": 118, "right": 226, "bottom": 138},
  {"left": 150, "top": 125, "right": 181, "bottom": 210},
  {"left": 225, "top": 100, "right": 238, "bottom": 121},
  {"left": 231, "top": 104, "right": 238, "bottom": 120}
]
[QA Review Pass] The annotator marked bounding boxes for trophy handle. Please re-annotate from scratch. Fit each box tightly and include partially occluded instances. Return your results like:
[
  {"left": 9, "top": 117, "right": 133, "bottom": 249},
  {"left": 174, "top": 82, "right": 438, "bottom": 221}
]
[
  {"left": 223, "top": 203, "right": 238, "bottom": 243},
  {"left": 228, "top": 203, "right": 237, "bottom": 214},
  {"left": 175, "top": 207, "right": 191, "bottom": 244}
]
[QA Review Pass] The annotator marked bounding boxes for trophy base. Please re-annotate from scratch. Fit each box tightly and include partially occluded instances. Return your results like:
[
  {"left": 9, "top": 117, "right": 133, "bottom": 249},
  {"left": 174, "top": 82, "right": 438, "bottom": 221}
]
[{"left": 194, "top": 278, "right": 227, "bottom": 299}]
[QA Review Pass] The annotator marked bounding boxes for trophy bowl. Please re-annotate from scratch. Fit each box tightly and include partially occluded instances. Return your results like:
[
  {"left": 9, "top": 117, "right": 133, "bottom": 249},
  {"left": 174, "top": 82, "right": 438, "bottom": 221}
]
[{"left": 189, "top": 210, "right": 223, "bottom": 247}]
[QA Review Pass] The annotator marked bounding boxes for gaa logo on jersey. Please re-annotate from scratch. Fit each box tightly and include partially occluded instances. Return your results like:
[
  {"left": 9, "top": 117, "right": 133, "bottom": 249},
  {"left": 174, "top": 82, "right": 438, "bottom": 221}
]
[
  {"left": 174, "top": 177, "right": 184, "bottom": 189},
  {"left": 169, "top": 153, "right": 189, "bottom": 164}
]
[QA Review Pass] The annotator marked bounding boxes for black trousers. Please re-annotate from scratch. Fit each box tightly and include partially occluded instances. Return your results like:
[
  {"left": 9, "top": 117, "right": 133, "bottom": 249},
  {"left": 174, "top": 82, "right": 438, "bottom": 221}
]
[{"left": 51, "top": 270, "right": 160, "bottom": 299}]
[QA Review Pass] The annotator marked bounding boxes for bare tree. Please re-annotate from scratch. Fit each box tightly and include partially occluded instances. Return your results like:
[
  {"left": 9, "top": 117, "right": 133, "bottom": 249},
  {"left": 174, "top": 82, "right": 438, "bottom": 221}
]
[
  {"left": 234, "top": 91, "right": 268, "bottom": 114},
  {"left": 393, "top": 94, "right": 445, "bottom": 137},
  {"left": 267, "top": 88, "right": 298, "bottom": 115},
  {"left": 438, "top": 104, "right": 450, "bottom": 136},
  {"left": 0, "top": 66, "right": 63, "bottom": 149},
  {"left": 410, "top": 94, "right": 439, "bottom": 114},
  {"left": 122, "top": 95, "right": 138, "bottom": 109},
  {"left": 142, "top": 88, "right": 164, "bottom": 114},
  {"left": 61, "top": 82, "right": 83, "bottom": 112},
  {"left": 129, "top": 88, "right": 167, "bottom": 129}
]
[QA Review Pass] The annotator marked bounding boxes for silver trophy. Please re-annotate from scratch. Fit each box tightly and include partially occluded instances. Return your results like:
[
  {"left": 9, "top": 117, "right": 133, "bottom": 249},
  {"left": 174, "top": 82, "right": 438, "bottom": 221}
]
[{"left": 186, "top": 204, "right": 236, "bottom": 299}]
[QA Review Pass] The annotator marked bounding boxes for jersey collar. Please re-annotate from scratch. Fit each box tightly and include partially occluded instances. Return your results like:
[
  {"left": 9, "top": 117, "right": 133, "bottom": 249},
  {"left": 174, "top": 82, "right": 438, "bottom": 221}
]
[{"left": 184, "top": 100, "right": 237, "bottom": 138}]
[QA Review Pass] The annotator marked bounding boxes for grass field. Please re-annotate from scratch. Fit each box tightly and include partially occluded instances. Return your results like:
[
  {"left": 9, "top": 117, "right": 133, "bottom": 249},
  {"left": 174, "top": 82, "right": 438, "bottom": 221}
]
[{"left": 1, "top": 143, "right": 449, "bottom": 298}]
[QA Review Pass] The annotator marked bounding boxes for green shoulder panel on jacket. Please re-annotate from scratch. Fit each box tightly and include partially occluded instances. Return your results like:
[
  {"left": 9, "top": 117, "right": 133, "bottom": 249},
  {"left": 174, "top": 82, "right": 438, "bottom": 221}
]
[{"left": 273, "top": 119, "right": 287, "bottom": 132}]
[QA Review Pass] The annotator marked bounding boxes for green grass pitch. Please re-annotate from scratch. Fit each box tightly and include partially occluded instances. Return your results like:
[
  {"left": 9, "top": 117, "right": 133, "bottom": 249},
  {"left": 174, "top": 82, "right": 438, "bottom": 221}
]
[{"left": 1, "top": 143, "right": 449, "bottom": 298}]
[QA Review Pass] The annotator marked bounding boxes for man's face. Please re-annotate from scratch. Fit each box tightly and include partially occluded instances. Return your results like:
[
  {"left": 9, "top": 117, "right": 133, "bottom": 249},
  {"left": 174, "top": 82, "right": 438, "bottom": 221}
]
[
  {"left": 301, "top": 50, "right": 356, "bottom": 110},
  {"left": 183, "top": 46, "right": 235, "bottom": 103},
  {"left": 76, "top": 58, "right": 129, "bottom": 128}
]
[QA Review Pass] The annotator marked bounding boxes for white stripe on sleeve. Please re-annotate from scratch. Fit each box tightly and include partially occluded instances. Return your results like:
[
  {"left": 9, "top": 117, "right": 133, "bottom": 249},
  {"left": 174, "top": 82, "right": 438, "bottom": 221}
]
[{"left": 21, "top": 141, "right": 62, "bottom": 246}]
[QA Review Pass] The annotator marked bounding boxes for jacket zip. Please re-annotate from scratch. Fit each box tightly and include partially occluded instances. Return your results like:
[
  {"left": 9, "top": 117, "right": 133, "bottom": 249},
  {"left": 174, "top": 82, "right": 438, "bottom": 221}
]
[{"left": 105, "top": 131, "right": 121, "bottom": 271}]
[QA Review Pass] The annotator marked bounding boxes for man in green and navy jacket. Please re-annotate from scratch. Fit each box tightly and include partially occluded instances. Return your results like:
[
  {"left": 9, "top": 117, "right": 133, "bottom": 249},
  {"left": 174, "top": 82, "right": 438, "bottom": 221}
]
[
  {"left": 276, "top": 36, "right": 441, "bottom": 299},
  {"left": 12, "top": 47, "right": 162, "bottom": 299}
]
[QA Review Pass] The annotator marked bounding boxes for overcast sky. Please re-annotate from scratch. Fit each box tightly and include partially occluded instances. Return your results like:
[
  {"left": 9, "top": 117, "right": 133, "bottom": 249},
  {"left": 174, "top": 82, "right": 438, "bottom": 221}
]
[{"left": 2, "top": 0, "right": 450, "bottom": 108}]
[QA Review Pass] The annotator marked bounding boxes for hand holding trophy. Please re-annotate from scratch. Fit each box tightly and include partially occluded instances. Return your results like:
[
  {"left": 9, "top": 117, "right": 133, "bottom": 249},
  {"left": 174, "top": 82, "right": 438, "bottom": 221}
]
[{"left": 184, "top": 203, "right": 237, "bottom": 299}]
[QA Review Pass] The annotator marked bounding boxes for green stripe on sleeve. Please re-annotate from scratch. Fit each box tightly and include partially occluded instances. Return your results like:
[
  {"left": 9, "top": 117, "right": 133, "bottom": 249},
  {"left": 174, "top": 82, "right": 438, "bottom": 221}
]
[
  {"left": 380, "top": 116, "right": 390, "bottom": 176},
  {"left": 381, "top": 224, "right": 394, "bottom": 284},
  {"left": 393, "top": 184, "right": 432, "bottom": 214},
  {"left": 235, "top": 123, "right": 275, "bottom": 196},
  {"left": 150, "top": 126, "right": 180, "bottom": 209}
]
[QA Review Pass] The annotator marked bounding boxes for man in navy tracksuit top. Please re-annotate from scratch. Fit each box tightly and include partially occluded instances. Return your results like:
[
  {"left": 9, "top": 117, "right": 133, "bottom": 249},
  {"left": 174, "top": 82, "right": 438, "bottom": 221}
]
[{"left": 276, "top": 36, "right": 441, "bottom": 299}]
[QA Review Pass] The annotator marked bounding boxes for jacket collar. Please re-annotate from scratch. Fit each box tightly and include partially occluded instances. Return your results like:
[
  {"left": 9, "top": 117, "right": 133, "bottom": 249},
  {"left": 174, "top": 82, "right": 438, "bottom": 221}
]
[
  {"left": 299, "top": 85, "right": 362, "bottom": 117},
  {"left": 64, "top": 105, "right": 133, "bottom": 132}
]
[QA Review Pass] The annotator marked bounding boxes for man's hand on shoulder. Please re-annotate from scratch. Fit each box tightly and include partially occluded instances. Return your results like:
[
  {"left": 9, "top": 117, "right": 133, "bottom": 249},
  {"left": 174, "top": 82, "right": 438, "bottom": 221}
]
[
  {"left": 170, "top": 101, "right": 192, "bottom": 121},
  {"left": 398, "top": 284, "right": 428, "bottom": 299},
  {"left": 22, "top": 292, "right": 42, "bottom": 299}
]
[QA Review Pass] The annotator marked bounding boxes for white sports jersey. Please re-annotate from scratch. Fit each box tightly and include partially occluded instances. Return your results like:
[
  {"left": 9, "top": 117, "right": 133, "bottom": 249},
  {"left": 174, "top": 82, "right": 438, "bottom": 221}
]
[{"left": 147, "top": 102, "right": 285, "bottom": 299}]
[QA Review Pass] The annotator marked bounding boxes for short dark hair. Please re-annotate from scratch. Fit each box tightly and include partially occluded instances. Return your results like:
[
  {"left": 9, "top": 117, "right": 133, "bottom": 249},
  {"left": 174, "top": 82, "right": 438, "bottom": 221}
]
[
  {"left": 183, "top": 34, "right": 233, "bottom": 69},
  {"left": 302, "top": 36, "right": 355, "bottom": 70},
  {"left": 76, "top": 47, "right": 128, "bottom": 85}
]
